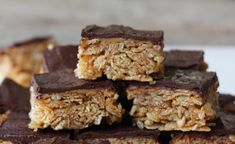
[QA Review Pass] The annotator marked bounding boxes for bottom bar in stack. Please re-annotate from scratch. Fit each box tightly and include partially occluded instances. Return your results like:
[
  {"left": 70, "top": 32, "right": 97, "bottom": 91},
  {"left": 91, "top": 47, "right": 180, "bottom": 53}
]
[
  {"left": 171, "top": 94, "right": 235, "bottom": 144},
  {"left": 0, "top": 111, "right": 73, "bottom": 144},
  {"left": 29, "top": 70, "right": 124, "bottom": 131},
  {"left": 0, "top": 78, "right": 74, "bottom": 144},
  {"left": 127, "top": 69, "right": 219, "bottom": 131},
  {"left": 76, "top": 125, "right": 160, "bottom": 144}
]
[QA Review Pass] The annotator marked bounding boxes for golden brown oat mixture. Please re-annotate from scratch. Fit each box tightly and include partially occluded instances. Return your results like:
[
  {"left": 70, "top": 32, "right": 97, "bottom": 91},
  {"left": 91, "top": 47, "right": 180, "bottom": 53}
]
[
  {"left": 0, "top": 111, "right": 10, "bottom": 126},
  {"left": 78, "top": 137, "right": 159, "bottom": 144},
  {"left": 75, "top": 38, "right": 164, "bottom": 82},
  {"left": 0, "top": 38, "right": 56, "bottom": 87},
  {"left": 171, "top": 134, "right": 235, "bottom": 144},
  {"left": 29, "top": 88, "right": 124, "bottom": 131},
  {"left": 127, "top": 84, "right": 218, "bottom": 132}
]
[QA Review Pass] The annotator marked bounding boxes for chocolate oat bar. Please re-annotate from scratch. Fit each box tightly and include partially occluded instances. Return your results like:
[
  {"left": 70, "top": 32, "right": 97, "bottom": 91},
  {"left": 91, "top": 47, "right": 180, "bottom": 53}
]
[
  {"left": 74, "top": 25, "right": 164, "bottom": 82},
  {"left": 0, "top": 79, "right": 73, "bottom": 144},
  {"left": 0, "top": 36, "right": 56, "bottom": 87},
  {"left": 219, "top": 94, "right": 235, "bottom": 113},
  {"left": 127, "top": 69, "right": 219, "bottom": 131},
  {"left": 0, "top": 111, "right": 73, "bottom": 144},
  {"left": 164, "top": 50, "right": 208, "bottom": 71},
  {"left": 0, "top": 78, "right": 30, "bottom": 112},
  {"left": 29, "top": 70, "right": 124, "bottom": 131},
  {"left": 76, "top": 125, "right": 160, "bottom": 144},
  {"left": 171, "top": 110, "right": 235, "bottom": 144},
  {"left": 42, "top": 45, "right": 78, "bottom": 73}
]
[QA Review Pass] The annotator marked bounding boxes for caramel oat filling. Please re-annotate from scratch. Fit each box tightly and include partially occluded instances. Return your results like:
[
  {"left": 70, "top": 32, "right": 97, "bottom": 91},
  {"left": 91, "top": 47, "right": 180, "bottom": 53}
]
[
  {"left": 29, "top": 88, "right": 124, "bottom": 131},
  {"left": 229, "top": 135, "right": 235, "bottom": 142},
  {"left": 74, "top": 38, "right": 164, "bottom": 82},
  {"left": 0, "top": 39, "right": 55, "bottom": 87},
  {"left": 171, "top": 134, "right": 235, "bottom": 144},
  {"left": 127, "top": 85, "right": 218, "bottom": 132},
  {"left": 79, "top": 137, "right": 159, "bottom": 144},
  {"left": 0, "top": 111, "right": 10, "bottom": 126}
]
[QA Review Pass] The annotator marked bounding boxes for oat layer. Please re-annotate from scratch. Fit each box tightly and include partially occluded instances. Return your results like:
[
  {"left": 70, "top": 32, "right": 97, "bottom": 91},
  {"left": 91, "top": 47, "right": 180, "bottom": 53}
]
[
  {"left": 75, "top": 38, "right": 164, "bottom": 82},
  {"left": 78, "top": 137, "right": 159, "bottom": 144},
  {"left": 29, "top": 88, "right": 124, "bottom": 131},
  {"left": 127, "top": 84, "right": 218, "bottom": 131},
  {"left": 171, "top": 134, "right": 235, "bottom": 144},
  {"left": 0, "top": 38, "right": 55, "bottom": 87}
]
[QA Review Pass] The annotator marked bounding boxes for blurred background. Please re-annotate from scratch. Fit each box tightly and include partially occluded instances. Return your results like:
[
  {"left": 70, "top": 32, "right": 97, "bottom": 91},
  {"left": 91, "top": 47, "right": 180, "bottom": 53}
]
[
  {"left": 0, "top": 0, "right": 235, "bottom": 93},
  {"left": 0, "top": 0, "right": 235, "bottom": 46}
]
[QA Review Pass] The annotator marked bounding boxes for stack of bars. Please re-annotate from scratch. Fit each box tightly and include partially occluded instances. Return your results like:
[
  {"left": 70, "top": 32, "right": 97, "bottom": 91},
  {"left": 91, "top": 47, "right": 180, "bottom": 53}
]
[{"left": 0, "top": 25, "right": 235, "bottom": 144}]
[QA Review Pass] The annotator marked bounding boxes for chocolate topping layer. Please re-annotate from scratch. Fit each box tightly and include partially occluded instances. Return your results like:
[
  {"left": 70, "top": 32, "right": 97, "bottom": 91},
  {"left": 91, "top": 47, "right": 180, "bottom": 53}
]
[
  {"left": 219, "top": 94, "right": 235, "bottom": 113},
  {"left": 81, "top": 25, "right": 163, "bottom": 44},
  {"left": 0, "top": 79, "right": 30, "bottom": 112},
  {"left": 12, "top": 36, "right": 52, "bottom": 47},
  {"left": 43, "top": 45, "right": 78, "bottom": 72},
  {"left": 33, "top": 137, "right": 77, "bottom": 144},
  {"left": 0, "top": 36, "right": 52, "bottom": 51},
  {"left": 0, "top": 112, "right": 72, "bottom": 144},
  {"left": 128, "top": 69, "right": 218, "bottom": 98},
  {"left": 32, "top": 70, "right": 115, "bottom": 94},
  {"left": 77, "top": 125, "right": 159, "bottom": 140},
  {"left": 164, "top": 50, "right": 206, "bottom": 70}
]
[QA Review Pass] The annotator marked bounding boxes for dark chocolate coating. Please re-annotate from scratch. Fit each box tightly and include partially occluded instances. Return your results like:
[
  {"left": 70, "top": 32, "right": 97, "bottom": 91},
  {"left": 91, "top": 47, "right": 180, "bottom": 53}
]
[
  {"left": 219, "top": 94, "right": 235, "bottom": 113},
  {"left": 43, "top": 45, "right": 78, "bottom": 73},
  {"left": 0, "top": 112, "right": 72, "bottom": 144},
  {"left": 76, "top": 125, "right": 159, "bottom": 141},
  {"left": 0, "top": 79, "right": 30, "bottom": 112},
  {"left": 82, "top": 25, "right": 163, "bottom": 45},
  {"left": 128, "top": 69, "right": 218, "bottom": 98},
  {"left": 32, "top": 69, "right": 115, "bottom": 95},
  {"left": 164, "top": 50, "right": 207, "bottom": 71},
  {"left": 12, "top": 36, "right": 52, "bottom": 47},
  {"left": 33, "top": 137, "right": 78, "bottom": 144},
  {"left": 0, "top": 106, "right": 5, "bottom": 114},
  {"left": 0, "top": 36, "right": 52, "bottom": 51}
]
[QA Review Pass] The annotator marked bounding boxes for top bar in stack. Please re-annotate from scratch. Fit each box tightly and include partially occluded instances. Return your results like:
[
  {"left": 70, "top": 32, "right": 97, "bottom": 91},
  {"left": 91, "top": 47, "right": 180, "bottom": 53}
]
[
  {"left": 0, "top": 36, "right": 56, "bottom": 87},
  {"left": 164, "top": 50, "right": 208, "bottom": 71},
  {"left": 74, "top": 25, "right": 164, "bottom": 82},
  {"left": 127, "top": 69, "right": 219, "bottom": 131},
  {"left": 76, "top": 125, "right": 160, "bottom": 144},
  {"left": 29, "top": 70, "right": 124, "bottom": 131}
]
